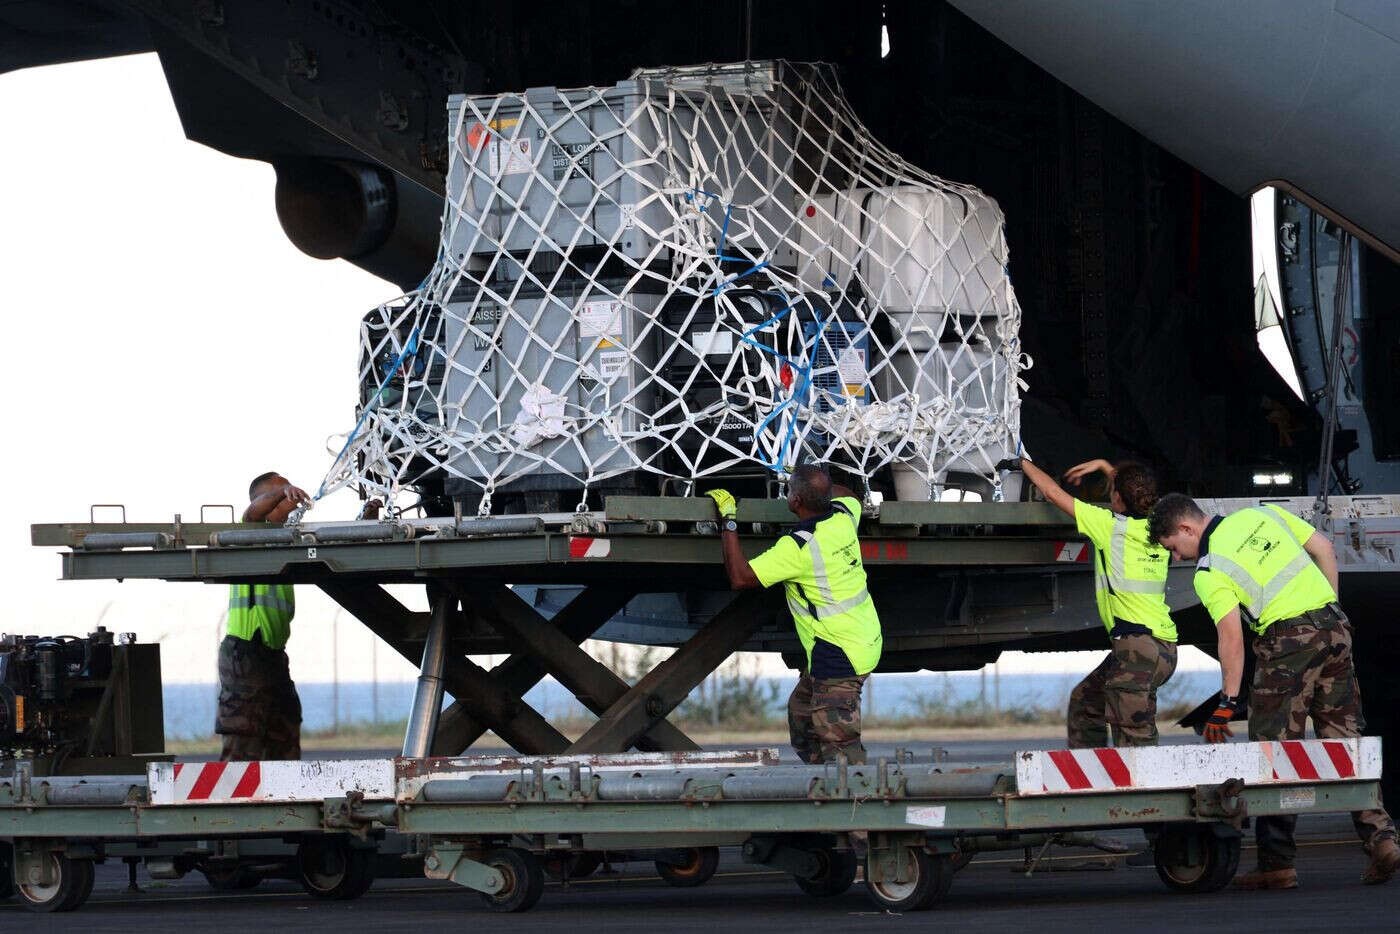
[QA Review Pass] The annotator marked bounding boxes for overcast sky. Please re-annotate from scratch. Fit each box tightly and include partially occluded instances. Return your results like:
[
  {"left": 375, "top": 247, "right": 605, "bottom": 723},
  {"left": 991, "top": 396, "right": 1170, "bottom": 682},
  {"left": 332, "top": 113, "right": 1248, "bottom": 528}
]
[{"left": 0, "top": 53, "right": 1215, "bottom": 690}]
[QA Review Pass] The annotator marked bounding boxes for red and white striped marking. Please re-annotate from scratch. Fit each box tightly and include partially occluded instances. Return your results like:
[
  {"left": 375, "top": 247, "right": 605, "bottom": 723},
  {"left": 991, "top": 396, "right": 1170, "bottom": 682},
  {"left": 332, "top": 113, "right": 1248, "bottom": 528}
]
[
  {"left": 167, "top": 761, "right": 262, "bottom": 802},
  {"left": 1265, "top": 740, "right": 1359, "bottom": 781},
  {"left": 1038, "top": 748, "right": 1133, "bottom": 792},
  {"left": 1055, "top": 541, "right": 1089, "bottom": 563},
  {"left": 568, "top": 536, "right": 611, "bottom": 558},
  {"left": 149, "top": 760, "right": 394, "bottom": 806},
  {"left": 1016, "top": 737, "right": 1380, "bottom": 796}
]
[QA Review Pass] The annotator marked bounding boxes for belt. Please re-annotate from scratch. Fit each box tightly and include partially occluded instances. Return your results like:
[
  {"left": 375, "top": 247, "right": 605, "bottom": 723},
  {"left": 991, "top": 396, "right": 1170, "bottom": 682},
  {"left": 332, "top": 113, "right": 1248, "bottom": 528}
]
[
  {"left": 1110, "top": 618, "right": 1152, "bottom": 638},
  {"left": 1271, "top": 602, "right": 1346, "bottom": 631},
  {"left": 224, "top": 632, "right": 284, "bottom": 653}
]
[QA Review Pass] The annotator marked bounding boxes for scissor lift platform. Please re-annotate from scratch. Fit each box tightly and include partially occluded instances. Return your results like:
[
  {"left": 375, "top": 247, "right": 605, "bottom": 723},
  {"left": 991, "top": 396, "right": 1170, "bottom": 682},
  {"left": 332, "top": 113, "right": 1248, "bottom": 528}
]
[{"left": 30, "top": 497, "right": 1104, "bottom": 764}]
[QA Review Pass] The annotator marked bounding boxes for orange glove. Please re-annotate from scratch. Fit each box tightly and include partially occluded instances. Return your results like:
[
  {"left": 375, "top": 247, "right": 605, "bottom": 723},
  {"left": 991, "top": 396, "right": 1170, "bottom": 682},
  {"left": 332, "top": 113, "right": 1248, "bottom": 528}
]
[{"left": 1203, "top": 694, "right": 1240, "bottom": 744}]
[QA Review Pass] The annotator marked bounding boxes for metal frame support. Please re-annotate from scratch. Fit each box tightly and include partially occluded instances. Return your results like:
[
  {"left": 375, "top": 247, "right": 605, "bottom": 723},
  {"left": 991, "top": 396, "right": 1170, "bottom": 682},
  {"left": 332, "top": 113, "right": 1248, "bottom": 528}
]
[
  {"left": 326, "top": 581, "right": 771, "bottom": 757},
  {"left": 461, "top": 584, "right": 700, "bottom": 753},
  {"left": 12, "top": 840, "right": 61, "bottom": 887},
  {"left": 319, "top": 581, "right": 569, "bottom": 754},
  {"left": 567, "top": 590, "right": 775, "bottom": 753},
  {"left": 402, "top": 594, "right": 452, "bottom": 758},
  {"left": 432, "top": 587, "right": 636, "bottom": 755},
  {"left": 423, "top": 843, "right": 506, "bottom": 895},
  {"left": 867, "top": 832, "right": 925, "bottom": 884}
]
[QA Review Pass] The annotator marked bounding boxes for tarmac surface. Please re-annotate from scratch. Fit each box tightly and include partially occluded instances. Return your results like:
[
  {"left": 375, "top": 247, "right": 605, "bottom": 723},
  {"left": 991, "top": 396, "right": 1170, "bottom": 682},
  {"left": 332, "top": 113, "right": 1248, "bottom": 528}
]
[{"left": 5, "top": 738, "right": 1394, "bottom": 932}]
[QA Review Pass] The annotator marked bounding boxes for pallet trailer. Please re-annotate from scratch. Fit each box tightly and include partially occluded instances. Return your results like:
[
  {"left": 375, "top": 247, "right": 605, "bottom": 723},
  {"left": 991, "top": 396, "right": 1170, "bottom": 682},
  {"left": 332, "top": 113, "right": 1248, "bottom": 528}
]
[
  {"left": 0, "top": 739, "right": 1384, "bottom": 912},
  {"left": 9, "top": 496, "right": 1395, "bottom": 912}
]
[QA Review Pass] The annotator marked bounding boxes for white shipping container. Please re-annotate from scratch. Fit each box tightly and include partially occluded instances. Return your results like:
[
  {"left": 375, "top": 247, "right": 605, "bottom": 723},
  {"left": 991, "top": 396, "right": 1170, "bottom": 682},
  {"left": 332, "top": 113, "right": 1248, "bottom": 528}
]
[{"left": 792, "top": 185, "right": 1010, "bottom": 317}]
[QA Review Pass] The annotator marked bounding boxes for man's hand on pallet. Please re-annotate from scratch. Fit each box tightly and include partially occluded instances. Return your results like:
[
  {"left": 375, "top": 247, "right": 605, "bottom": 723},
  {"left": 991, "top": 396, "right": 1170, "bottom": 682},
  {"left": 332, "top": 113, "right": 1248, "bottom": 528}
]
[
  {"left": 705, "top": 488, "right": 737, "bottom": 520},
  {"left": 1203, "top": 693, "right": 1241, "bottom": 743}
]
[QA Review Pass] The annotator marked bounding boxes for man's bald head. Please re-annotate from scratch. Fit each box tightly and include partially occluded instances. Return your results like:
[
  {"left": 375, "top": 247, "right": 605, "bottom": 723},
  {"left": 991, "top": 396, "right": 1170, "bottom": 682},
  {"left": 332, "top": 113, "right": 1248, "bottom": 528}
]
[{"left": 789, "top": 463, "right": 832, "bottom": 516}]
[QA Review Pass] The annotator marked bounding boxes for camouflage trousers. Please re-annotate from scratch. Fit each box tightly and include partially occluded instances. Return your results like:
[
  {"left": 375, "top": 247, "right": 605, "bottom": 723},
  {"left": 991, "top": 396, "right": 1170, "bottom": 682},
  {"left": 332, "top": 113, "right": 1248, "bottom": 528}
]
[
  {"left": 1248, "top": 609, "right": 1396, "bottom": 870},
  {"left": 215, "top": 635, "right": 302, "bottom": 761},
  {"left": 788, "top": 673, "right": 867, "bottom": 765},
  {"left": 1067, "top": 633, "right": 1177, "bottom": 748}
]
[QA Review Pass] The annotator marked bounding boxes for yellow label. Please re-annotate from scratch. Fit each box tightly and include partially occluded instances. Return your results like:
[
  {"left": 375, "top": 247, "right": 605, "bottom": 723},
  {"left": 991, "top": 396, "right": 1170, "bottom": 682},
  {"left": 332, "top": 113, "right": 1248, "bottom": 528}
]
[
  {"left": 14, "top": 694, "right": 24, "bottom": 732},
  {"left": 843, "top": 384, "right": 867, "bottom": 398}
]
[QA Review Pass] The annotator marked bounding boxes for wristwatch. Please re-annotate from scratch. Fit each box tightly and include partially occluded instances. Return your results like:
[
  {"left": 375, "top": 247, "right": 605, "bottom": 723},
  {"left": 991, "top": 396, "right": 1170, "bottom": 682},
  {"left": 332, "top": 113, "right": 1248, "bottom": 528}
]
[{"left": 722, "top": 518, "right": 739, "bottom": 533}]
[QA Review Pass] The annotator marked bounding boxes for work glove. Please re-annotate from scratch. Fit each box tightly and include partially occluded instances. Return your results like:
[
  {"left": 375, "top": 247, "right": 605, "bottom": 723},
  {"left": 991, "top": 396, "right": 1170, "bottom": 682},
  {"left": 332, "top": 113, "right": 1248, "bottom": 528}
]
[
  {"left": 1203, "top": 693, "right": 1241, "bottom": 744},
  {"left": 705, "top": 488, "right": 738, "bottom": 520},
  {"left": 995, "top": 457, "right": 1023, "bottom": 472}
]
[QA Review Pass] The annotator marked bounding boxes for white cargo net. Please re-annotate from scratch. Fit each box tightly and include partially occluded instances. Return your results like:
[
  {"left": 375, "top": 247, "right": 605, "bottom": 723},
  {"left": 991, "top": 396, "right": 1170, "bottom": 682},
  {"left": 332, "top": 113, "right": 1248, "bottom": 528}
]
[{"left": 320, "top": 61, "right": 1029, "bottom": 513}]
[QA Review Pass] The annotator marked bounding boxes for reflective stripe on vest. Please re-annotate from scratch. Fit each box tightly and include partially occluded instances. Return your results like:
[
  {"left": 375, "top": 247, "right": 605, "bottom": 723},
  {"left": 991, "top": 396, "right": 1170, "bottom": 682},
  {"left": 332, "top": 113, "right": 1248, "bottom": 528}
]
[
  {"left": 790, "top": 529, "right": 873, "bottom": 621},
  {"left": 228, "top": 588, "right": 294, "bottom": 615},
  {"left": 1195, "top": 507, "right": 1313, "bottom": 619},
  {"left": 1106, "top": 517, "right": 1167, "bottom": 595}
]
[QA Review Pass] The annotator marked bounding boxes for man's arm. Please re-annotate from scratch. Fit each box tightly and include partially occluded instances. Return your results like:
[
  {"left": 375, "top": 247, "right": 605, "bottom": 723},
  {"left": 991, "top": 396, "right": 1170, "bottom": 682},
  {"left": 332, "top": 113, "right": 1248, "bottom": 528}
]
[
  {"left": 1063, "top": 458, "right": 1115, "bottom": 486},
  {"left": 1017, "top": 459, "right": 1076, "bottom": 519},
  {"left": 244, "top": 483, "right": 310, "bottom": 523},
  {"left": 1216, "top": 608, "right": 1246, "bottom": 698},
  {"left": 720, "top": 527, "right": 762, "bottom": 590},
  {"left": 1302, "top": 530, "right": 1340, "bottom": 596}
]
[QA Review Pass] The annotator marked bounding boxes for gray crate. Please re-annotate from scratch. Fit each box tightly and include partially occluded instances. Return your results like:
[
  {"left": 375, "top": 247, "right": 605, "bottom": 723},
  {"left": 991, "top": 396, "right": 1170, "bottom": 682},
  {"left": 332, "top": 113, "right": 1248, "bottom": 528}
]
[
  {"left": 444, "top": 65, "right": 799, "bottom": 271},
  {"left": 440, "top": 280, "right": 662, "bottom": 490}
]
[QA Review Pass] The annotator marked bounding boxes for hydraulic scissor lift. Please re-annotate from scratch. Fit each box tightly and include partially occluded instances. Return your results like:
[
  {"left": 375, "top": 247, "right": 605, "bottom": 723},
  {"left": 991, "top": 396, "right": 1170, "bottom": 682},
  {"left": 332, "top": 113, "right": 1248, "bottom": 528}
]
[{"left": 6, "top": 497, "right": 1387, "bottom": 912}]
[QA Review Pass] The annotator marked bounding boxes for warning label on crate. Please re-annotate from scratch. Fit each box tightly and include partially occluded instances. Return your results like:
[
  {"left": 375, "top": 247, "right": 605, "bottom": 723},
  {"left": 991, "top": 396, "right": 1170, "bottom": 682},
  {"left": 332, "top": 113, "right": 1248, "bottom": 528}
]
[
  {"left": 487, "top": 137, "right": 532, "bottom": 176},
  {"left": 837, "top": 346, "right": 867, "bottom": 398},
  {"left": 579, "top": 300, "right": 625, "bottom": 344},
  {"left": 552, "top": 142, "right": 593, "bottom": 182},
  {"left": 599, "top": 349, "right": 628, "bottom": 379},
  {"left": 464, "top": 118, "right": 518, "bottom": 152},
  {"left": 692, "top": 330, "right": 734, "bottom": 356}
]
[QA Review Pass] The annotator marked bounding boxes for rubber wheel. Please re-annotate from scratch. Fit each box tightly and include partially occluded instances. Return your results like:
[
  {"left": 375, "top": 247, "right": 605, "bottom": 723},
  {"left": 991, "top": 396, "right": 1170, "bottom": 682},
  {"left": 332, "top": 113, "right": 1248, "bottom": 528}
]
[
  {"left": 480, "top": 847, "right": 544, "bottom": 913},
  {"left": 202, "top": 866, "right": 263, "bottom": 891},
  {"left": 1153, "top": 828, "right": 1241, "bottom": 894},
  {"left": 15, "top": 854, "right": 95, "bottom": 913},
  {"left": 297, "top": 839, "right": 376, "bottom": 900},
  {"left": 864, "top": 849, "right": 951, "bottom": 912},
  {"left": 793, "top": 847, "right": 858, "bottom": 897},
  {"left": 544, "top": 851, "right": 602, "bottom": 881},
  {"left": 655, "top": 847, "right": 720, "bottom": 888}
]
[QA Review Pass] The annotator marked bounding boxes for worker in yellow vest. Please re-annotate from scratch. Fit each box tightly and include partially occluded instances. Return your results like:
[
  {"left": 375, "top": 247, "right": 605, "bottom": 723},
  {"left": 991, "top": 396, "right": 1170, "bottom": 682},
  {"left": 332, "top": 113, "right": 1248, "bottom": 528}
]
[
  {"left": 1004, "top": 455, "right": 1176, "bottom": 747},
  {"left": 215, "top": 472, "right": 309, "bottom": 761},
  {"left": 1150, "top": 494, "right": 1400, "bottom": 888},
  {"left": 708, "top": 464, "right": 882, "bottom": 764}
]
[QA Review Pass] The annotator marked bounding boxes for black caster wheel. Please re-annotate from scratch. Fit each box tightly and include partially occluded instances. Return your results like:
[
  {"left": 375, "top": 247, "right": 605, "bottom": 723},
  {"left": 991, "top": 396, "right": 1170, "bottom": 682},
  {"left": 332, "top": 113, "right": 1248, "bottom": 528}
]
[
  {"left": 297, "top": 838, "right": 376, "bottom": 900},
  {"left": 1154, "top": 827, "right": 1241, "bottom": 894},
  {"left": 202, "top": 865, "right": 263, "bottom": 891},
  {"left": 544, "top": 850, "right": 603, "bottom": 881},
  {"left": 793, "top": 847, "right": 858, "bottom": 897},
  {"left": 864, "top": 849, "right": 951, "bottom": 912},
  {"left": 656, "top": 847, "right": 720, "bottom": 888},
  {"left": 15, "top": 853, "right": 95, "bottom": 913},
  {"left": 480, "top": 847, "right": 544, "bottom": 913}
]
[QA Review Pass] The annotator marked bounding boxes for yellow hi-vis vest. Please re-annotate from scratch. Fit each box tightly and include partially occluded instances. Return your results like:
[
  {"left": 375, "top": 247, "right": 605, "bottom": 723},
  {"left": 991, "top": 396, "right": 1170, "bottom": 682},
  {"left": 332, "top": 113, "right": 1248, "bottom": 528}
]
[
  {"left": 1074, "top": 501, "right": 1175, "bottom": 641},
  {"left": 1192, "top": 504, "right": 1336, "bottom": 634},
  {"left": 748, "top": 496, "right": 883, "bottom": 675},
  {"left": 226, "top": 583, "right": 295, "bottom": 651}
]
